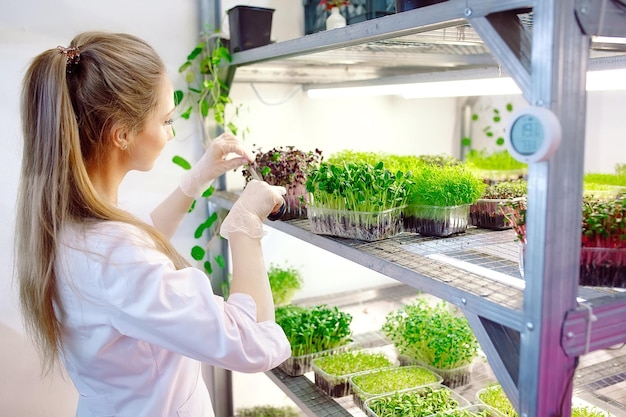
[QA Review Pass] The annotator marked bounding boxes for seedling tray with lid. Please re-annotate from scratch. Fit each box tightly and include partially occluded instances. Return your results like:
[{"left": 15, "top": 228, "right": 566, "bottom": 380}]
[
  {"left": 278, "top": 344, "right": 352, "bottom": 377},
  {"left": 425, "top": 404, "right": 505, "bottom": 417},
  {"left": 398, "top": 354, "right": 474, "bottom": 389},
  {"left": 307, "top": 205, "right": 404, "bottom": 241},
  {"left": 311, "top": 349, "right": 396, "bottom": 398},
  {"left": 349, "top": 365, "right": 443, "bottom": 411},
  {"left": 363, "top": 384, "right": 470, "bottom": 417},
  {"left": 403, "top": 204, "right": 470, "bottom": 237}
]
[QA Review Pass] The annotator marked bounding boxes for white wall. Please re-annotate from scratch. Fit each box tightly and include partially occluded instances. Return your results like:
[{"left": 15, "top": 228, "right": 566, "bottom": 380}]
[
  {"left": 2, "top": 1, "right": 626, "bottom": 415},
  {"left": 0, "top": 0, "right": 201, "bottom": 415}
]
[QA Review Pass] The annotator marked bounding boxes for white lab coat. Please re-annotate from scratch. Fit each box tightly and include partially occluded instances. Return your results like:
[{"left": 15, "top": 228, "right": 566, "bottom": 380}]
[{"left": 55, "top": 221, "right": 291, "bottom": 417}]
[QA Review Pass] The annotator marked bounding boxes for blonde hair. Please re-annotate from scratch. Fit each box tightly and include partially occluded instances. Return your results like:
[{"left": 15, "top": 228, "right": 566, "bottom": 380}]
[{"left": 16, "top": 32, "right": 189, "bottom": 374}]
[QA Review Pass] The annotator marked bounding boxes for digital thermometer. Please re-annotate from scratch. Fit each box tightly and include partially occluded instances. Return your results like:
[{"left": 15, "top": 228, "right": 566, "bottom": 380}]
[{"left": 506, "top": 106, "right": 562, "bottom": 163}]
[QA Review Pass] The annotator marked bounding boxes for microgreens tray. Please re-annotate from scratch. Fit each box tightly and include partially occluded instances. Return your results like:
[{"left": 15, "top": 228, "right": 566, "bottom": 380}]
[
  {"left": 469, "top": 198, "right": 524, "bottom": 231},
  {"left": 278, "top": 344, "right": 352, "bottom": 377},
  {"left": 403, "top": 204, "right": 470, "bottom": 237},
  {"left": 350, "top": 365, "right": 443, "bottom": 411},
  {"left": 398, "top": 354, "right": 474, "bottom": 389},
  {"left": 307, "top": 205, "right": 404, "bottom": 242},
  {"left": 363, "top": 384, "right": 470, "bottom": 417},
  {"left": 311, "top": 349, "right": 396, "bottom": 398}
]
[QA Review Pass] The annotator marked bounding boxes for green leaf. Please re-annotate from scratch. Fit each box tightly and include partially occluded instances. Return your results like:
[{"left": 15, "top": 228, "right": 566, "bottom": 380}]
[
  {"left": 201, "top": 186, "right": 214, "bottom": 198},
  {"left": 191, "top": 245, "right": 206, "bottom": 261},
  {"left": 496, "top": 137, "right": 505, "bottom": 146},
  {"left": 180, "top": 106, "right": 193, "bottom": 120},
  {"left": 187, "top": 199, "right": 197, "bottom": 213},
  {"left": 172, "top": 155, "right": 192, "bottom": 170},
  {"left": 214, "top": 255, "right": 225, "bottom": 269},
  {"left": 204, "top": 261, "right": 213, "bottom": 275},
  {"left": 194, "top": 212, "right": 218, "bottom": 239},
  {"left": 187, "top": 43, "right": 204, "bottom": 60},
  {"left": 185, "top": 71, "right": 195, "bottom": 84},
  {"left": 178, "top": 61, "right": 191, "bottom": 73},
  {"left": 201, "top": 98, "right": 210, "bottom": 118},
  {"left": 173, "top": 90, "right": 184, "bottom": 106},
  {"left": 461, "top": 137, "right": 472, "bottom": 147},
  {"left": 215, "top": 46, "right": 232, "bottom": 63}
]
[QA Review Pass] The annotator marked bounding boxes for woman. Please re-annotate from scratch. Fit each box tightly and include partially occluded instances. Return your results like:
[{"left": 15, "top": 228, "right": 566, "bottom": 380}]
[{"left": 16, "top": 31, "right": 290, "bottom": 417}]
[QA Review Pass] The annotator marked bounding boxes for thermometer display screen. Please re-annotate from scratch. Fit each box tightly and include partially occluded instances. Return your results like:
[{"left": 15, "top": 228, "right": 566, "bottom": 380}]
[{"left": 510, "top": 115, "right": 544, "bottom": 156}]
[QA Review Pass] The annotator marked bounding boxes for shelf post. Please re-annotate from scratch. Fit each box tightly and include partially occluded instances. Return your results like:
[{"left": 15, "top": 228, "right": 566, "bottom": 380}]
[{"left": 518, "top": 1, "right": 589, "bottom": 416}]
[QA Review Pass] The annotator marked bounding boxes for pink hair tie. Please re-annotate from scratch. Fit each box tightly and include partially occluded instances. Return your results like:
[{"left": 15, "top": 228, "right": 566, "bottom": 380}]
[{"left": 57, "top": 45, "right": 80, "bottom": 73}]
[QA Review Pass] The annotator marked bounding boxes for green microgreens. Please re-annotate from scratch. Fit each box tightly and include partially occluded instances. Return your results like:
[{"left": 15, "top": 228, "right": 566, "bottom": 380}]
[
  {"left": 480, "top": 180, "right": 527, "bottom": 200},
  {"left": 275, "top": 305, "right": 352, "bottom": 357},
  {"left": 408, "top": 164, "right": 485, "bottom": 207},
  {"left": 267, "top": 263, "right": 303, "bottom": 306},
  {"left": 366, "top": 386, "right": 461, "bottom": 417},
  {"left": 382, "top": 299, "right": 479, "bottom": 370},
  {"left": 465, "top": 149, "right": 527, "bottom": 171},
  {"left": 351, "top": 366, "right": 441, "bottom": 396},
  {"left": 305, "top": 161, "right": 412, "bottom": 212},
  {"left": 313, "top": 350, "right": 393, "bottom": 377},
  {"left": 478, "top": 385, "right": 518, "bottom": 417},
  {"left": 242, "top": 146, "right": 323, "bottom": 193}
]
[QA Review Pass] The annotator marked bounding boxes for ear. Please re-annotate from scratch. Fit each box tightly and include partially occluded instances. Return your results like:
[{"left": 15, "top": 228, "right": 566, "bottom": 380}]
[{"left": 111, "top": 125, "right": 130, "bottom": 151}]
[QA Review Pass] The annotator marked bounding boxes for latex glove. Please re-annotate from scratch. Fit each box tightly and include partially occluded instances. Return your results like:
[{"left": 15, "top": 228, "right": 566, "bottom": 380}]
[
  {"left": 180, "top": 132, "right": 254, "bottom": 197},
  {"left": 220, "top": 180, "right": 286, "bottom": 240}
]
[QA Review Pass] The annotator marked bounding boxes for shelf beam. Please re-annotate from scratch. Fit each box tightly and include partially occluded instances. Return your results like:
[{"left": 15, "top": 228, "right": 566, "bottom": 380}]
[
  {"left": 211, "top": 191, "right": 525, "bottom": 331},
  {"left": 470, "top": 11, "right": 532, "bottom": 97},
  {"left": 265, "top": 368, "right": 352, "bottom": 417},
  {"left": 465, "top": 313, "right": 521, "bottom": 410},
  {"left": 228, "top": 0, "right": 532, "bottom": 67},
  {"left": 575, "top": 0, "right": 626, "bottom": 37},
  {"left": 562, "top": 292, "right": 626, "bottom": 357}
]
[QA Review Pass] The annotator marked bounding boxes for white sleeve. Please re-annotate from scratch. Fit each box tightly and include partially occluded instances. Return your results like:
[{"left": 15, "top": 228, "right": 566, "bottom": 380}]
[{"left": 94, "top": 223, "right": 291, "bottom": 373}]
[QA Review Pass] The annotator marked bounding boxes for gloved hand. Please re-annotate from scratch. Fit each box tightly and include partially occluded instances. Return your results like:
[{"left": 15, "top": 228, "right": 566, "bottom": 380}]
[
  {"left": 180, "top": 132, "right": 254, "bottom": 197},
  {"left": 220, "top": 180, "right": 286, "bottom": 240}
]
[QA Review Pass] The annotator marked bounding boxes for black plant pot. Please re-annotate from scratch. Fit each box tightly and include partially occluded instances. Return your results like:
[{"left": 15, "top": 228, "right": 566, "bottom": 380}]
[
  {"left": 395, "top": 0, "right": 446, "bottom": 12},
  {"left": 227, "top": 6, "right": 274, "bottom": 53}
]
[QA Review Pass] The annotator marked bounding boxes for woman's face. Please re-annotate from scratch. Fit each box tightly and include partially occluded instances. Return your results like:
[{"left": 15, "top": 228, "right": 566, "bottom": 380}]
[{"left": 127, "top": 75, "right": 175, "bottom": 171}]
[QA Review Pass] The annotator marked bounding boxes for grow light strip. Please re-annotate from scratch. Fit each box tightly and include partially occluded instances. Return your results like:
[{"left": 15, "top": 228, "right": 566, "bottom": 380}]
[
  {"left": 426, "top": 253, "right": 526, "bottom": 290},
  {"left": 427, "top": 253, "right": 589, "bottom": 303},
  {"left": 305, "top": 69, "right": 626, "bottom": 99}
]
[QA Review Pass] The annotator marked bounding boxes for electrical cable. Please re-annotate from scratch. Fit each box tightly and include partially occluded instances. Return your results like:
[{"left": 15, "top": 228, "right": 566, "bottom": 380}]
[
  {"left": 556, "top": 302, "right": 595, "bottom": 415},
  {"left": 579, "top": 302, "right": 598, "bottom": 355},
  {"left": 250, "top": 83, "right": 302, "bottom": 106},
  {"left": 559, "top": 356, "right": 580, "bottom": 417}
]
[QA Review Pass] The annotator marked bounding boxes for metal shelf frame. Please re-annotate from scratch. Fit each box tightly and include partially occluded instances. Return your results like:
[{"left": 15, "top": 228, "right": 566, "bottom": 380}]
[{"left": 200, "top": 1, "right": 626, "bottom": 416}]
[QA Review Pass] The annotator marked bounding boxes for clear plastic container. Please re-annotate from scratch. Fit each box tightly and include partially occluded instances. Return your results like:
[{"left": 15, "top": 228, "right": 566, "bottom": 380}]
[
  {"left": 278, "top": 344, "right": 351, "bottom": 377},
  {"left": 311, "top": 350, "right": 395, "bottom": 398},
  {"left": 397, "top": 354, "right": 474, "bottom": 388},
  {"left": 469, "top": 198, "right": 524, "bottom": 230},
  {"left": 282, "top": 192, "right": 308, "bottom": 220},
  {"left": 403, "top": 204, "right": 470, "bottom": 237},
  {"left": 363, "top": 384, "right": 470, "bottom": 417},
  {"left": 425, "top": 404, "right": 505, "bottom": 417},
  {"left": 475, "top": 385, "right": 518, "bottom": 417},
  {"left": 579, "top": 246, "right": 626, "bottom": 288},
  {"left": 520, "top": 243, "right": 626, "bottom": 287},
  {"left": 349, "top": 365, "right": 443, "bottom": 411},
  {"left": 307, "top": 205, "right": 404, "bottom": 241}
]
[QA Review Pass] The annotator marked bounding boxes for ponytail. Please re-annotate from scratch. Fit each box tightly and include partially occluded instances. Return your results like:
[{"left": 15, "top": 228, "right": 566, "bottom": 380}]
[{"left": 16, "top": 32, "right": 190, "bottom": 373}]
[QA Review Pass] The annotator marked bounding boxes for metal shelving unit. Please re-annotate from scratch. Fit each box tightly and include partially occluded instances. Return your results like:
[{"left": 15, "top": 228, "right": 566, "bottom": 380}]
[{"left": 202, "top": 1, "right": 626, "bottom": 415}]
